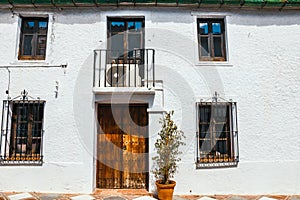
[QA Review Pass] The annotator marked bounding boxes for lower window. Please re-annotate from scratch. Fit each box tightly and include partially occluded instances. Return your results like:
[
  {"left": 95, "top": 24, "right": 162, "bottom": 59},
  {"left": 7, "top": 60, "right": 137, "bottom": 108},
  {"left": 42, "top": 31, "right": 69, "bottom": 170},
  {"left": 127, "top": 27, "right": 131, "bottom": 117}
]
[
  {"left": 196, "top": 100, "right": 238, "bottom": 168},
  {"left": 0, "top": 99, "right": 45, "bottom": 165}
]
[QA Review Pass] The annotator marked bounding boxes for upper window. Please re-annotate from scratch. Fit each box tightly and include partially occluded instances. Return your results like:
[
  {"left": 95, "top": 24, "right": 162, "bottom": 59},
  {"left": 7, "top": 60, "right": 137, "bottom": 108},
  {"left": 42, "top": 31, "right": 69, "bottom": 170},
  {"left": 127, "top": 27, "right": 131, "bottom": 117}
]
[
  {"left": 0, "top": 93, "right": 45, "bottom": 165},
  {"left": 107, "top": 17, "right": 144, "bottom": 64},
  {"left": 196, "top": 97, "right": 238, "bottom": 168},
  {"left": 197, "top": 18, "right": 227, "bottom": 62},
  {"left": 18, "top": 17, "right": 48, "bottom": 60}
]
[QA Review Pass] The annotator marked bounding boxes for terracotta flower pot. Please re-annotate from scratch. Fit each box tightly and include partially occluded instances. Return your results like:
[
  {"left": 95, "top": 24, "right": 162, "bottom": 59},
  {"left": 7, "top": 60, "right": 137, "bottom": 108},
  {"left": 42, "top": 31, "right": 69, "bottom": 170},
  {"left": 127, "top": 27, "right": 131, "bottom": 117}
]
[{"left": 155, "top": 180, "right": 176, "bottom": 200}]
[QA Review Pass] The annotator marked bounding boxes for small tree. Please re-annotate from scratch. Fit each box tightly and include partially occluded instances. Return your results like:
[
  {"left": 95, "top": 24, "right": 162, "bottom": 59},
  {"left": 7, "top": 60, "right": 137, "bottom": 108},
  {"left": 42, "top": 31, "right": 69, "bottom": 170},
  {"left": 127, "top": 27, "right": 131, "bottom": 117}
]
[{"left": 152, "top": 111, "right": 185, "bottom": 184}]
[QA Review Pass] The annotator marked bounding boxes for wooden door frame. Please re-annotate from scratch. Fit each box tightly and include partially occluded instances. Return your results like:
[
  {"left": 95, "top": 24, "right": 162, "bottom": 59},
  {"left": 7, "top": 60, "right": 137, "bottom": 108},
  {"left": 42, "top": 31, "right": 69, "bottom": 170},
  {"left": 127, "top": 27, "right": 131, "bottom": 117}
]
[{"left": 95, "top": 103, "right": 149, "bottom": 190}]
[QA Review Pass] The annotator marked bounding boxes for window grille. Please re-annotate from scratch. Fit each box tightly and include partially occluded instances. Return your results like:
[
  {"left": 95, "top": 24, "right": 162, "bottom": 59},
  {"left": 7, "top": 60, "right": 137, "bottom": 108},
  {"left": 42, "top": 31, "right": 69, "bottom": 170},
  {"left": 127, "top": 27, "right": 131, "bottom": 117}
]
[
  {"left": 0, "top": 91, "right": 45, "bottom": 165},
  {"left": 196, "top": 92, "right": 238, "bottom": 168}
]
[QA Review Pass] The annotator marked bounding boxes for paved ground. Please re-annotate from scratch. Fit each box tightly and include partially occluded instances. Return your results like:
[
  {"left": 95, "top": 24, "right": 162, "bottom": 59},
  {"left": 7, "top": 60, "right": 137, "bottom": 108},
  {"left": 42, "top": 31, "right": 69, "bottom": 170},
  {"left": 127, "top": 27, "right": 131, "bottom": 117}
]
[{"left": 0, "top": 191, "right": 299, "bottom": 200}]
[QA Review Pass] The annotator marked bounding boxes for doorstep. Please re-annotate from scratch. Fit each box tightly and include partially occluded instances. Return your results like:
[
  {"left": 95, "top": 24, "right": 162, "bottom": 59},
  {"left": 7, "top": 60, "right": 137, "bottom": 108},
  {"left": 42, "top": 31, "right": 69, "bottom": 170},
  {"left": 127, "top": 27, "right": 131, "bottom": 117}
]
[{"left": 93, "top": 189, "right": 151, "bottom": 196}]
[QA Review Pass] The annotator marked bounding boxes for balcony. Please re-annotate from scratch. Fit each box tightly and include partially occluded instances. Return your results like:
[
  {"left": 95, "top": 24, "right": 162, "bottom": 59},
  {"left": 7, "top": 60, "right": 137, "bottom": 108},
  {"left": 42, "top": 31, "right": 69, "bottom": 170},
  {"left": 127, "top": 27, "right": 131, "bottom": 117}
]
[{"left": 93, "top": 49, "right": 155, "bottom": 89}]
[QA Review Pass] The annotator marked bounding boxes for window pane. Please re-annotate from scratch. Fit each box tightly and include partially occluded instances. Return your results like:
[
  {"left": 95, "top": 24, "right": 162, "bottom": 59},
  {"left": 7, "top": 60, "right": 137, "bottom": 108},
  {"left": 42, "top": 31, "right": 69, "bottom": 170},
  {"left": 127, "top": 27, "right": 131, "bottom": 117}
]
[
  {"left": 218, "top": 130, "right": 227, "bottom": 138},
  {"left": 32, "top": 138, "right": 41, "bottom": 154},
  {"left": 128, "top": 21, "right": 143, "bottom": 32},
  {"left": 111, "top": 21, "right": 125, "bottom": 32},
  {"left": 216, "top": 140, "right": 227, "bottom": 154},
  {"left": 200, "top": 105, "right": 211, "bottom": 122},
  {"left": 128, "top": 34, "right": 141, "bottom": 51},
  {"left": 212, "top": 23, "right": 221, "bottom": 34},
  {"left": 128, "top": 34, "right": 141, "bottom": 57},
  {"left": 37, "top": 36, "right": 47, "bottom": 56},
  {"left": 215, "top": 124, "right": 226, "bottom": 135},
  {"left": 199, "top": 105, "right": 211, "bottom": 139},
  {"left": 200, "top": 37, "right": 209, "bottom": 57},
  {"left": 200, "top": 124, "right": 209, "bottom": 135},
  {"left": 17, "top": 123, "right": 28, "bottom": 137},
  {"left": 38, "top": 21, "right": 47, "bottom": 29},
  {"left": 213, "top": 104, "right": 228, "bottom": 122},
  {"left": 213, "top": 37, "right": 222, "bottom": 57},
  {"left": 32, "top": 123, "right": 43, "bottom": 137},
  {"left": 18, "top": 106, "right": 28, "bottom": 121},
  {"left": 200, "top": 140, "right": 211, "bottom": 152},
  {"left": 16, "top": 142, "right": 26, "bottom": 154},
  {"left": 199, "top": 22, "right": 208, "bottom": 34},
  {"left": 38, "top": 21, "right": 48, "bottom": 34},
  {"left": 33, "top": 104, "right": 44, "bottom": 121},
  {"left": 24, "top": 21, "right": 35, "bottom": 32},
  {"left": 23, "top": 35, "right": 33, "bottom": 56},
  {"left": 135, "top": 22, "right": 143, "bottom": 31},
  {"left": 111, "top": 33, "right": 124, "bottom": 58},
  {"left": 200, "top": 126, "right": 210, "bottom": 139}
]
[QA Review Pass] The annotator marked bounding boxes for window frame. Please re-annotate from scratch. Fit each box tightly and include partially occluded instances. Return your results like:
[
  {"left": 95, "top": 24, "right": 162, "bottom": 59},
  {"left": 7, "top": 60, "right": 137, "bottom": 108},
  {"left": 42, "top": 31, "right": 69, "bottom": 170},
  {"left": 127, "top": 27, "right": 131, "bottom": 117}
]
[
  {"left": 197, "top": 18, "right": 227, "bottom": 62},
  {"left": 0, "top": 99, "right": 45, "bottom": 165},
  {"left": 107, "top": 17, "right": 145, "bottom": 64},
  {"left": 196, "top": 100, "right": 238, "bottom": 168},
  {"left": 18, "top": 16, "right": 49, "bottom": 60}
]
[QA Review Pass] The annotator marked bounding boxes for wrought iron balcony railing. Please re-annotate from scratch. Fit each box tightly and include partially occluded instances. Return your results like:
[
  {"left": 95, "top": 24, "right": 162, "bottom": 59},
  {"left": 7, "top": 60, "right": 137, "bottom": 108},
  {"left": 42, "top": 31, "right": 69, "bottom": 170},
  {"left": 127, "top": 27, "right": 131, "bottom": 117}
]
[{"left": 93, "top": 49, "right": 155, "bottom": 88}]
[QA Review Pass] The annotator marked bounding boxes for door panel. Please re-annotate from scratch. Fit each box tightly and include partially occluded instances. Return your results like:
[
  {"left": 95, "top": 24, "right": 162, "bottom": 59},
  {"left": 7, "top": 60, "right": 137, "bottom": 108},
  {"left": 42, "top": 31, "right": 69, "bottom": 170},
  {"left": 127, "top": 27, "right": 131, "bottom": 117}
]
[{"left": 97, "top": 104, "right": 148, "bottom": 189}]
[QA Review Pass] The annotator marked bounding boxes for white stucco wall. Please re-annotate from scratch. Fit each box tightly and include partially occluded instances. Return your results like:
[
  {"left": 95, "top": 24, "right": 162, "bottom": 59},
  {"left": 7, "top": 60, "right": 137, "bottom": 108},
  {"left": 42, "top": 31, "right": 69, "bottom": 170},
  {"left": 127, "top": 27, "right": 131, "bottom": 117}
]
[{"left": 0, "top": 7, "right": 299, "bottom": 194}]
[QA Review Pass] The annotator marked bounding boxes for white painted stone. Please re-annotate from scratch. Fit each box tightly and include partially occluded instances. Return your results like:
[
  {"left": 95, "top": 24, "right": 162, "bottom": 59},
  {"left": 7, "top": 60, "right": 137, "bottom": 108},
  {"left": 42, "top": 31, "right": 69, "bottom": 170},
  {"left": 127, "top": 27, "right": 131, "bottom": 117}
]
[
  {"left": 8, "top": 193, "right": 33, "bottom": 200},
  {"left": 258, "top": 197, "right": 277, "bottom": 200},
  {"left": 197, "top": 197, "right": 216, "bottom": 200},
  {"left": 133, "top": 197, "right": 157, "bottom": 200},
  {"left": 71, "top": 195, "right": 95, "bottom": 200}
]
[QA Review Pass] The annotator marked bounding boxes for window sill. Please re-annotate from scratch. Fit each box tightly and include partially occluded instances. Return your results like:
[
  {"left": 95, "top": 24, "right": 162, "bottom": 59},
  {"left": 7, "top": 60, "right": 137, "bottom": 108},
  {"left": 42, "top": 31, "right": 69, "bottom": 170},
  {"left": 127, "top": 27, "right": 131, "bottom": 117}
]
[
  {"left": 11, "top": 60, "right": 49, "bottom": 65},
  {"left": 0, "top": 158, "right": 43, "bottom": 166},
  {"left": 196, "top": 161, "right": 238, "bottom": 169},
  {"left": 93, "top": 87, "right": 156, "bottom": 95},
  {"left": 0, "top": 62, "right": 67, "bottom": 68},
  {"left": 196, "top": 62, "right": 233, "bottom": 67}
]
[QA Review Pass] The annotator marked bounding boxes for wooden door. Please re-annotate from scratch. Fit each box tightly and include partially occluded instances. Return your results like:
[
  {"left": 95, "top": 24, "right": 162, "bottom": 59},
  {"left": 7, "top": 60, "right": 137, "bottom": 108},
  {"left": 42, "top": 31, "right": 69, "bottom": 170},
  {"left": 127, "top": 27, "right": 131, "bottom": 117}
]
[{"left": 97, "top": 104, "right": 148, "bottom": 189}]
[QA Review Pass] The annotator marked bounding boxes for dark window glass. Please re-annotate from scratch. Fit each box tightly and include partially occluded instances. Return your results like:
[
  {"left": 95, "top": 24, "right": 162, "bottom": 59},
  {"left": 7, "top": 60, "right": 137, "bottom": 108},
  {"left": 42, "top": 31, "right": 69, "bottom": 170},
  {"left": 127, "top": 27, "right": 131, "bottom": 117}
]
[
  {"left": 111, "top": 21, "right": 125, "bottom": 32},
  {"left": 199, "top": 23, "right": 208, "bottom": 34},
  {"left": 19, "top": 17, "right": 48, "bottom": 60},
  {"left": 10, "top": 102, "right": 44, "bottom": 159},
  {"left": 213, "top": 37, "right": 222, "bottom": 57},
  {"left": 212, "top": 23, "right": 221, "bottom": 34},
  {"left": 200, "top": 37, "right": 209, "bottom": 57},
  {"left": 111, "top": 33, "right": 125, "bottom": 58},
  {"left": 23, "top": 35, "right": 33, "bottom": 55}
]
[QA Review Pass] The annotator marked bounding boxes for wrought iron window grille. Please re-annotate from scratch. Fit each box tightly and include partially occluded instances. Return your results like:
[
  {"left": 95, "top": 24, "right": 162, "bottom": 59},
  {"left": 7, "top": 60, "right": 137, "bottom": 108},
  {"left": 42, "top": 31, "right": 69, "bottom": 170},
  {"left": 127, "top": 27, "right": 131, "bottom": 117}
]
[
  {"left": 0, "top": 90, "right": 45, "bottom": 165},
  {"left": 196, "top": 92, "right": 239, "bottom": 168}
]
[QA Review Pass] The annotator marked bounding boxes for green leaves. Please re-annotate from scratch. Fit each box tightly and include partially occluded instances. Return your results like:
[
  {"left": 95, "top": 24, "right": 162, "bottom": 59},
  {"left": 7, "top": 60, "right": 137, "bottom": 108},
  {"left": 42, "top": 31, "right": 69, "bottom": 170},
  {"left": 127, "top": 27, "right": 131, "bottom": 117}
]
[{"left": 152, "top": 111, "right": 185, "bottom": 184}]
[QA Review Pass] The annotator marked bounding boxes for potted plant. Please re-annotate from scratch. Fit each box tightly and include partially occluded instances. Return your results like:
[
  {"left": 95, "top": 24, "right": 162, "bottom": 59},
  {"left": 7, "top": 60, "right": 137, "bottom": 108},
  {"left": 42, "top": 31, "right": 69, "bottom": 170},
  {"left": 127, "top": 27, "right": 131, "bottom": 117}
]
[{"left": 152, "top": 111, "right": 185, "bottom": 200}]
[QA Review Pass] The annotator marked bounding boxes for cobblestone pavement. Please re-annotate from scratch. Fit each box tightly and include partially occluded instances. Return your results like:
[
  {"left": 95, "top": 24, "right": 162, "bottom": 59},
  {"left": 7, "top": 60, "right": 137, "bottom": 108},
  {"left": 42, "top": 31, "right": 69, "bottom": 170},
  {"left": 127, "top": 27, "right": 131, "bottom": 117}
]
[{"left": 0, "top": 191, "right": 299, "bottom": 200}]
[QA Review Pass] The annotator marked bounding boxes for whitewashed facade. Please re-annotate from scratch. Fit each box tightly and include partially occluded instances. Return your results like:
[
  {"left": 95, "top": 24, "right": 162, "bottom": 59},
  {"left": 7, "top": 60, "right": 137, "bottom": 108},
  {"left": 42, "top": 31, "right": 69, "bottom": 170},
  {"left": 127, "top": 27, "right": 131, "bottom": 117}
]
[{"left": 0, "top": 5, "right": 299, "bottom": 195}]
